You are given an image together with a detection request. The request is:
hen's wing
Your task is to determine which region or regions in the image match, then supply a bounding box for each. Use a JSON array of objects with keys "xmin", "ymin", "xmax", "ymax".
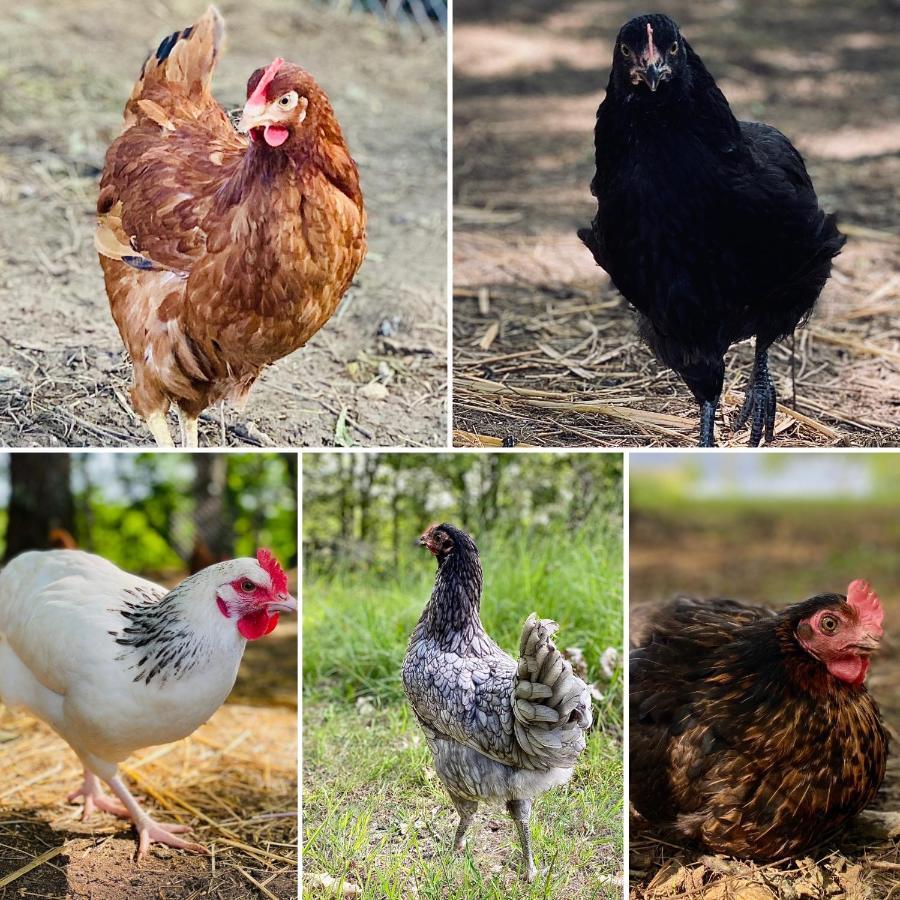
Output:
[
  {"xmin": 403, "ymin": 616, "xmax": 592, "ymax": 772},
  {"xmin": 631, "ymin": 595, "xmax": 773, "ymax": 649},
  {"xmin": 96, "ymin": 6, "xmax": 244, "ymax": 275},
  {"xmin": 0, "ymin": 550, "xmax": 165, "ymax": 709},
  {"xmin": 402, "ymin": 635, "xmax": 522, "ymax": 766}
]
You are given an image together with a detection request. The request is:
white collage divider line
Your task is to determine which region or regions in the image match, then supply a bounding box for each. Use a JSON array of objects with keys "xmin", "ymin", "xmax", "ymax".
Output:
[
  {"xmin": 297, "ymin": 451, "xmax": 304, "ymax": 885},
  {"xmin": 446, "ymin": 0, "xmax": 455, "ymax": 451},
  {"xmin": 622, "ymin": 448, "xmax": 630, "ymax": 900}
]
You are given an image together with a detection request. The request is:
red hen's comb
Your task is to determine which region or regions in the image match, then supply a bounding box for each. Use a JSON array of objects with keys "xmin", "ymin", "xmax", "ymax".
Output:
[
  {"xmin": 847, "ymin": 579, "xmax": 883, "ymax": 633},
  {"xmin": 646, "ymin": 22, "xmax": 656, "ymax": 60},
  {"xmin": 257, "ymin": 549, "xmax": 288, "ymax": 596},
  {"xmin": 246, "ymin": 57, "xmax": 285, "ymax": 110}
]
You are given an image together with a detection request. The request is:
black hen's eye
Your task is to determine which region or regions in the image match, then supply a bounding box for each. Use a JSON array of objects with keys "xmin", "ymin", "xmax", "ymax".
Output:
[
  {"xmin": 820, "ymin": 614, "xmax": 839, "ymax": 634},
  {"xmin": 669, "ymin": 42, "xmax": 679, "ymax": 54},
  {"xmin": 620, "ymin": 45, "xmax": 632, "ymax": 58},
  {"xmin": 241, "ymin": 580, "xmax": 256, "ymax": 593}
]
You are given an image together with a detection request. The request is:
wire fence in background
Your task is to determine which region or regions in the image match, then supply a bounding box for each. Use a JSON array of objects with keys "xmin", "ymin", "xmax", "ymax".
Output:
[{"xmin": 322, "ymin": 0, "xmax": 447, "ymax": 35}]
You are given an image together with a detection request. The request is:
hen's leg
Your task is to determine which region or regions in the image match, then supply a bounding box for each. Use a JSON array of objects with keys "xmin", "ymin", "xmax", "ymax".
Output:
[
  {"xmin": 507, "ymin": 798, "xmax": 537, "ymax": 883},
  {"xmin": 733, "ymin": 340, "xmax": 776, "ymax": 447},
  {"xmin": 67, "ymin": 769, "xmax": 129, "ymax": 820},
  {"xmin": 448, "ymin": 792, "xmax": 477, "ymax": 852},
  {"xmin": 698, "ymin": 400, "xmax": 718, "ymax": 448},
  {"xmin": 146, "ymin": 411, "xmax": 175, "ymax": 448},
  {"xmin": 176, "ymin": 409, "xmax": 199, "ymax": 449},
  {"xmin": 106, "ymin": 772, "xmax": 207, "ymax": 861}
]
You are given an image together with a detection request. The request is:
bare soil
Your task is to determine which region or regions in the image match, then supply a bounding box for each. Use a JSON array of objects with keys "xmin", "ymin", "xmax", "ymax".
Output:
[
  {"xmin": 452, "ymin": 0, "xmax": 900, "ymax": 448},
  {"xmin": 0, "ymin": 0, "xmax": 447, "ymax": 448},
  {"xmin": 629, "ymin": 505, "xmax": 900, "ymax": 898}
]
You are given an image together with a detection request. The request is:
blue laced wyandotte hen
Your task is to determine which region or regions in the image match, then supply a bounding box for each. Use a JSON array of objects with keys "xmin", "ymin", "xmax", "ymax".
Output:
[{"xmin": 401, "ymin": 524, "xmax": 593, "ymax": 881}]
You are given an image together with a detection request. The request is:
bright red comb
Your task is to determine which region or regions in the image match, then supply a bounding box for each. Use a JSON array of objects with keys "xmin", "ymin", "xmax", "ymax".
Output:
[
  {"xmin": 646, "ymin": 22, "xmax": 656, "ymax": 60},
  {"xmin": 246, "ymin": 57, "xmax": 285, "ymax": 110},
  {"xmin": 847, "ymin": 579, "xmax": 883, "ymax": 634},
  {"xmin": 257, "ymin": 549, "xmax": 288, "ymax": 596}
]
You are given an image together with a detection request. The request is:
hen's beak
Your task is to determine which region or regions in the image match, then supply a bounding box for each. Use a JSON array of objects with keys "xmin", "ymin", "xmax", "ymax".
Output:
[
  {"xmin": 267, "ymin": 593, "xmax": 297, "ymax": 614},
  {"xmin": 851, "ymin": 634, "xmax": 881, "ymax": 653},
  {"xmin": 640, "ymin": 63, "xmax": 663, "ymax": 92},
  {"xmin": 237, "ymin": 104, "xmax": 270, "ymax": 134}
]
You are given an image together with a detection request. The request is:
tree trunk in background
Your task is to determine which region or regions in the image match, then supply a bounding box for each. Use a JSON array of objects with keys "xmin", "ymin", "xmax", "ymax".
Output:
[
  {"xmin": 358, "ymin": 456, "xmax": 379, "ymax": 542},
  {"xmin": 189, "ymin": 455, "xmax": 234, "ymax": 573},
  {"xmin": 4, "ymin": 454, "xmax": 75, "ymax": 562},
  {"xmin": 478, "ymin": 455, "xmax": 503, "ymax": 529}
]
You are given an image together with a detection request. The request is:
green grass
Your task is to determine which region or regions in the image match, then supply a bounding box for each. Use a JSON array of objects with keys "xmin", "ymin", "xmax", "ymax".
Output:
[{"xmin": 302, "ymin": 521, "xmax": 623, "ymax": 898}]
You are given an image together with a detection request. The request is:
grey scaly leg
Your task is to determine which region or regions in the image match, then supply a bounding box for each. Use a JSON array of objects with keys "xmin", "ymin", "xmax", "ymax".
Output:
[
  {"xmin": 507, "ymin": 798, "xmax": 537, "ymax": 882},
  {"xmin": 448, "ymin": 792, "xmax": 478, "ymax": 852}
]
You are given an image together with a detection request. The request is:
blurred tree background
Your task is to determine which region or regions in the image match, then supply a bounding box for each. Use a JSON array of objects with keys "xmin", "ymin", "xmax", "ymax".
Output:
[
  {"xmin": 0, "ymin": 453, "xmax": 297, "ymax": 576},
  {"xmin": 304, "ymin": 452, "xmax": 623, "ymax": 578}
]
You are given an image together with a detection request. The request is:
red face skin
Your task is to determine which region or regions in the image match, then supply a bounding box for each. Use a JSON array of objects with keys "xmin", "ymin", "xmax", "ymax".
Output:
[
  {"xmin": 796, "ymin": 580, "xmax": 884, "ymax": 685},
  {"xmin": 216, "ymin": 550, "xmax": 295, "ymax": 641}
]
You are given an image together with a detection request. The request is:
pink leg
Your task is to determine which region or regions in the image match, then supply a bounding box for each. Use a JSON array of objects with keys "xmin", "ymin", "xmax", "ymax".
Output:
[
  {"xmin": 67, "ymin": 770, "xmax": 130, "ymax": 820},
  {"xmin": 107, "ymin": 773, "xmax": 208, "ymax": 861}
]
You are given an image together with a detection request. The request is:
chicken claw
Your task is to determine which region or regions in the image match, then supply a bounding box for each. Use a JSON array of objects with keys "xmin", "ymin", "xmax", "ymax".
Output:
[
  {"xmin": 67, "ymin": 770, "xmax": 130, "ymax": 820},
  {"xmin": 107, "ymin": 773, "xmax": 207, "ymax": 860},
  {"xmin": 136, "ymin": 817, "xmax": 208, "ymax": 861}
]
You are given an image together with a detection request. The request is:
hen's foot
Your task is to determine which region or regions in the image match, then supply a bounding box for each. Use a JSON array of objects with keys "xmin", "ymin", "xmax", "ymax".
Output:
[
  {"xmin": 106, "ymin": 772, "xmax": 207, "ymax": 861},
  {"xmin": 698, "ymin": 400, "xmax": 717, "ymax": 447},
  {"xmin": 733, "ymin": 342, "xmax": 776, "ymax": 446},
  {"xmin": 733, "ymin": 363, "xmax": 776, "ymax": 447},
  {"xmin": 67, "ymin": 771, "xmax": 130, "ymax": 821},
  {"xmin": 135, "ymin": 815, "xmax": 208, "ymax": 861}
]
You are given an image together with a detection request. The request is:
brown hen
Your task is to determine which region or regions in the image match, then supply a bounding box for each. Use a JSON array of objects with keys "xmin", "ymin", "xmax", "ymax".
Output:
[
  {"xmin": 631, "ymin": 581, "xmax": 887, "ymax": 860},
  {"xmin": 96, "ymin": 6, "xmax": 366, "ymax": 446}
]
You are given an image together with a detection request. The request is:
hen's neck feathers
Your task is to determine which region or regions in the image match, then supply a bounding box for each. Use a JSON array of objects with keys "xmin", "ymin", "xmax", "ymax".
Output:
[
  {"xmin": 419, "ymin": 544, "xmax": 486, "ymax": 649},
  {"xmin": 110, "ymin": 569, "xmax": 237, "ymax": 688},
  {"xmin": 711, "ymin": 613, "xmax": 868, "ymax": 701},
  {"xmin": 601, "ymin": 40, "xmax": 740, "ymax": 149},
  {"xmin": 213, "ymin": 114, "xmax": 361, "ymax": 213}
]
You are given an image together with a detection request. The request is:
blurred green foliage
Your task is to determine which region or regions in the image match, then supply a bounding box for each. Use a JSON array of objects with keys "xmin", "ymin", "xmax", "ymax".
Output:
[
  {"xmin": 0, "ymin": 453, "xmax": 297, "ymax": 576},
  {"xmin": 303, "ymin": 452, "xmax": 623, "ymax": 576},
  {"xmin": 303, "ymin": 453, "xmax": 624, "ymax": 725}
]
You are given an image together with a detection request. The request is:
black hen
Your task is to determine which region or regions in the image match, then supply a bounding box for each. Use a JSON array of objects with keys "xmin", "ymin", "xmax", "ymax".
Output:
[{"xmin": 579, "ymin": 13, "xmax": 845, "ymax": 446}]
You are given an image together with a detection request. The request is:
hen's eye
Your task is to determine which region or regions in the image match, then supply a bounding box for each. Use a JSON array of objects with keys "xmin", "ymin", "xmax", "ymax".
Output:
[
  {"xmin": 621, "ymin": 45, "xmax": 632, "ymax": 58},
  {"xmin": 277, "ymin": 91, "xmax": 299, "ymax": 110},
  {"xmin": 669, "ymin": 42, "xmax": 679, "ymax": 54},
  {"xmin": 241, "ymin": 580, "xmax": 256, "ymax": 593},
  {"xmin": 820, "ymin": 615, "xmax": 839, "ymax": 634}
]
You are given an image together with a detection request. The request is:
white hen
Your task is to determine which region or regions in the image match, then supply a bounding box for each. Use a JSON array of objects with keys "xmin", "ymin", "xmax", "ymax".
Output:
[{"xmin": 0, "ymin": 548, "xmax": 296, "ymax": 858}]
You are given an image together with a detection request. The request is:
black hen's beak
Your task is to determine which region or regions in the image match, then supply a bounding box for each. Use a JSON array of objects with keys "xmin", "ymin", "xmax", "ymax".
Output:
[{"xmin": 641, "ymin": 63, "xmax": 663, "ymax": 92}]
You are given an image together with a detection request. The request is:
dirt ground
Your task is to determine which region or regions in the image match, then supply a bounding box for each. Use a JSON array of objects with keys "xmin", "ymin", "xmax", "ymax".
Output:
[
  {"xmin": 452, "ymin": 0, "xmax": 900, "ymax": 448},
  {"xmin": 629, "ymin": 504, "xmax": 900, "ymax": 899},
  {"xmin": 0, "ymin": 0, "xmax": 447, "ymax": 448},
  {"xmin": 0, "ymin": 621, "xmax": 298, "ymax": 899}
]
